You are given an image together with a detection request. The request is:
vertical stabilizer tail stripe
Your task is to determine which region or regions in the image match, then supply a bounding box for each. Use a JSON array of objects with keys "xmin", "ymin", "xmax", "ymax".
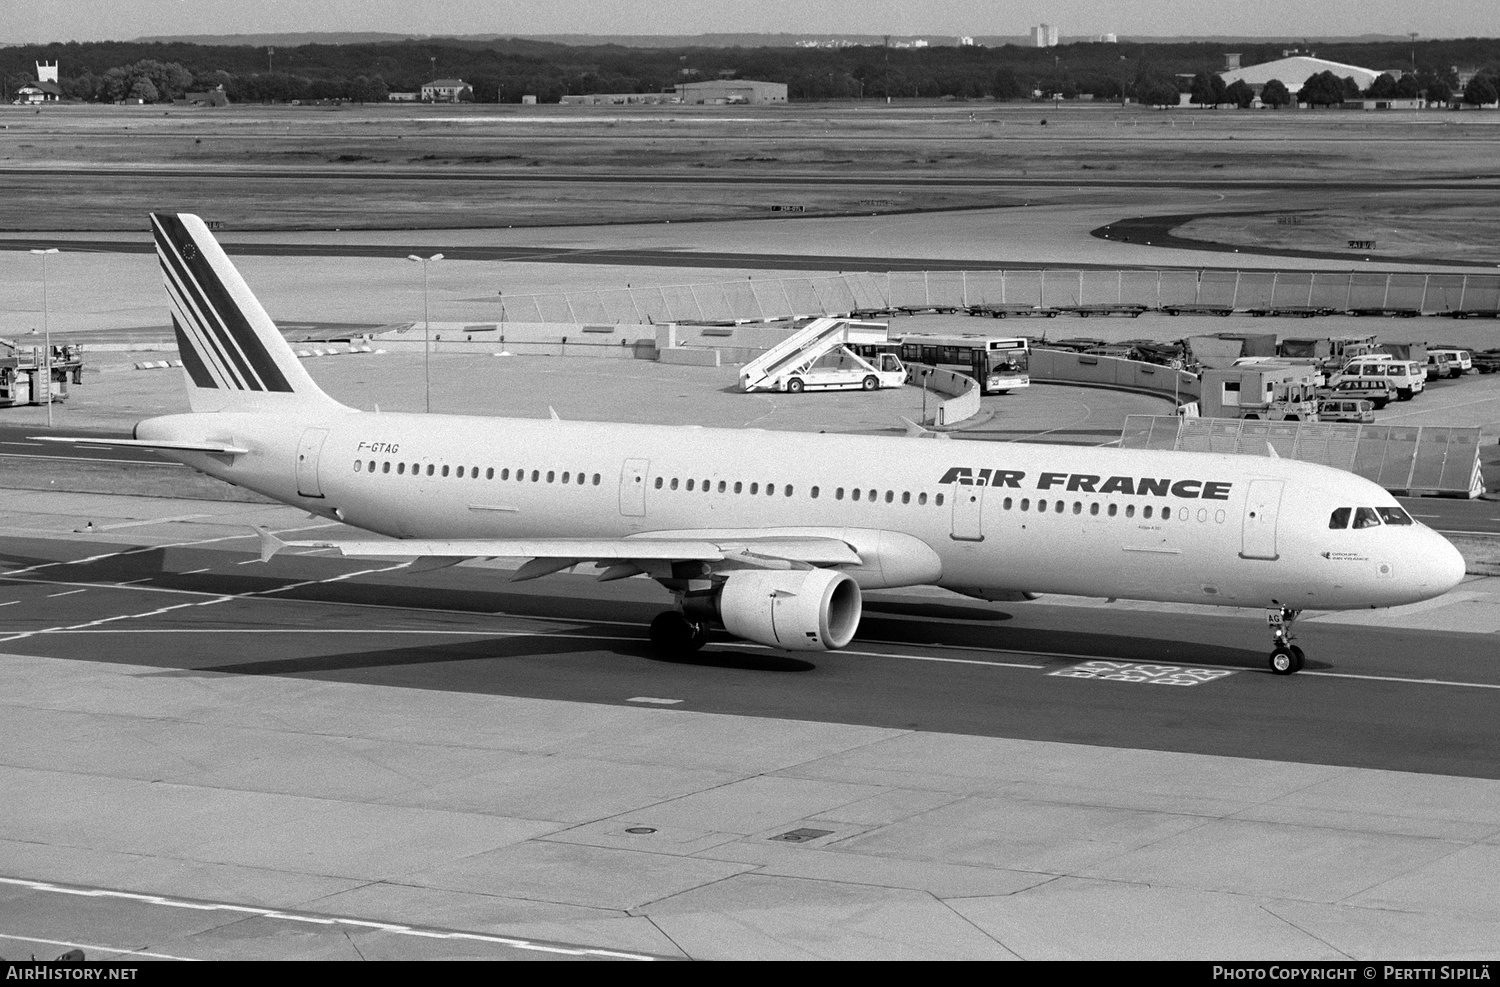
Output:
[
  {"xmin": 171, "ymin": 316, "xmax": 219, "ymax": 390},
  {"xmin": 152, "ymin": 215, "xmax": 290, "ymax": 391},
  {"xmin": 148, "ymin": 211, "xmax": 345, "ymax": 414},
  {"xmin": 160, "ymin": 251, "xmax": 252, "ymax": 389}
]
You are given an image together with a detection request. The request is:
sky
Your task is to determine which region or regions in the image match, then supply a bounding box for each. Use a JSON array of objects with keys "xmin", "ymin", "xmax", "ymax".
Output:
[{"xmin": 3, "ymin": 0, "xmax": 1496, "ymax": 44}]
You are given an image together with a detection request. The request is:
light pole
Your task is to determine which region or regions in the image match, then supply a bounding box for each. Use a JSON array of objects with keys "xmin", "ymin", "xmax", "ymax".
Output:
[
  {"xmin": 30, "ymin": 248, "xmax": 58, "ymax": 426},
  {"xmin": 407, "ymin": 253, "xmax": 443, "ymax": 412}
]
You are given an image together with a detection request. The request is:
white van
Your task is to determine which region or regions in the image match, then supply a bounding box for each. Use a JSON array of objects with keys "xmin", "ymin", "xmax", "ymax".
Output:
[
  {"xmin": 1333, "ymin": 357, "xmax": 1424, "ymax": 400},
  {"xmin": 1428, "ymin": 348, "xmax": 1472, "ymax": 376}
]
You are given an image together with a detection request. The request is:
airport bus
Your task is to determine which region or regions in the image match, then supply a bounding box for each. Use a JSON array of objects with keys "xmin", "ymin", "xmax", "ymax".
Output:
[{"xmin": 894, "ymin": 334, "xmax": 1031, "ymax": 395}]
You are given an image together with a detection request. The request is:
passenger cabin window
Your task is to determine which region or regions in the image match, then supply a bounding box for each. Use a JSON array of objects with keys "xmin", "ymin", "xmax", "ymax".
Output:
[
  {"xmin": 1329, "ymin": 507, "xmax": 1351, "ymax": 529},
  {"xmin": 1353, "ymin": 507, "xmax": 1382, "ymax": 529},
  {"xmin": 1377, "ymin": 507, "xmax": 1414, "ymax": 525}
]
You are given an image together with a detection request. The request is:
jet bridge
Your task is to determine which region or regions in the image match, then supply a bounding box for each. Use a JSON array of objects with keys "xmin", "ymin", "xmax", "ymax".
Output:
[{"xmin": 738, "ymin": 318, "xmax": 891, "ymax": 393}]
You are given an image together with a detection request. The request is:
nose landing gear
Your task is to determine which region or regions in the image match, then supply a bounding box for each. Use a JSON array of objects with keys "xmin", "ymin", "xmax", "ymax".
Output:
[{"xmin": 1267, "ymin": 606, "xmax": 1304, "ymax": 675}]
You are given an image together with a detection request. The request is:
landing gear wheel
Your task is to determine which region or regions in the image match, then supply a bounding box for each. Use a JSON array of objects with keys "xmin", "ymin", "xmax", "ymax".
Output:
[
  {"xmin": 862, "ymin": 375, "xmax": 879, "ymax": 391},
  {"xmin": 1265, "ymin": 606, "xmax": 1304, "ymax": 675},
  {"xmin": 649, "ymin": 611, "xmax": 708, "ymax": 657},
  {"xmin": 786, "ymin": 378, "xmax": 804, "ymax": 393}
]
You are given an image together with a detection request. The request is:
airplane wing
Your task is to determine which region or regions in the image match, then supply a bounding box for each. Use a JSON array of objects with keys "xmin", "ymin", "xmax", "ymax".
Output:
[
  {"xmin": 29, "ymin": 436, "xmax": 250, "ymax": 455},
  {"xmin": 253, "ymin": 527, "xmax": 862, "ymax": 578}
]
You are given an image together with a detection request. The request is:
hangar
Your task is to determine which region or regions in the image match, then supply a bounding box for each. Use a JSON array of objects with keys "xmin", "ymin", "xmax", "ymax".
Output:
[
  {"xmin": 675, "ymin": 80, "xmax": 788, "ymax": 105},
  {"xmin": 1220, "ymin": 55, "xmax": 1383, "ymax": 95}
]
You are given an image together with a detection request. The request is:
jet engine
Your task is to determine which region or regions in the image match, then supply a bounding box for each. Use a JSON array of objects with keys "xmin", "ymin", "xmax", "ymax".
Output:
[{"xmin": 713, "ymin": 568, "xmax": 862, "ymax": 651}]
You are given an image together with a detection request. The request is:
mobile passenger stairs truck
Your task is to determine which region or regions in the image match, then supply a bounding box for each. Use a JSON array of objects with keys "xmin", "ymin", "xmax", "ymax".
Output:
[{"xmin": 739, "ymin": 318, "xmax": 906, "ymax": 393}]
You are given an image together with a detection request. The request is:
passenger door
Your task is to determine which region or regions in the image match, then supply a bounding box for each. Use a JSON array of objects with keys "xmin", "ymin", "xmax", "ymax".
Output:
[
  {"xmin": 295, "ymin": 428, "xmax": 328, "ymax": 499},
  {"xmin": 1240, "ymin": 479, "xmax": 1283, "ymax": 560},
  {"xmin": 950, "ymin": 480, "xmax": 985, "ymax": 542}
]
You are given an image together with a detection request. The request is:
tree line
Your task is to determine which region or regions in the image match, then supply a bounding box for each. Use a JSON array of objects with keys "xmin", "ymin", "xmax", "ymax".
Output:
[{"xmin": 3, "ymin": 36, "xmax": 1499, "ymax": 105}]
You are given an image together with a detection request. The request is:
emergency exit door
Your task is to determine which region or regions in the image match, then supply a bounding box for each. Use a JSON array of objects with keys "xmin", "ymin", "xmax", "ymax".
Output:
[
  {"xmin": 295, "ymin": 428, "xmax": 328, "ymax": 498},
  {"xmin": 619, "ymin": 458, "xmax": 649, "ymax": 517}
]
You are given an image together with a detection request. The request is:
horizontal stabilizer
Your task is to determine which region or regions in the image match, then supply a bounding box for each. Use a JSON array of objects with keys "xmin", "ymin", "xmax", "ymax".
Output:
[{"xmin": 30, "ymin": 436, "xmax": 250, "ymax": 455}]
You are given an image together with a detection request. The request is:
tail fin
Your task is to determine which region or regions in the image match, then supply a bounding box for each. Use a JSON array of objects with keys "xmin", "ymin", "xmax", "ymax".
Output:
[{"xmin": 151, "ymin": 213, "xmax": 344, "ymax": 414}]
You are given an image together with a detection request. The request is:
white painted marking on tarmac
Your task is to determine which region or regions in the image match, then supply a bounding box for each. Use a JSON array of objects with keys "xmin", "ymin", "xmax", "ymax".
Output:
[
  {"xmin": 0, "ymin": 931, "xmax": 198, "ymax": 961},
  {"xmin": 1301, "ymin": 671, "xmax": 1500, "ymax": 690},
  {"xmin": 628, "ymin": 696, "xmax": 685, "ymax": 705},
  {"xmin": 182, "ymin": 568, "xmax": 211, "ymax": 574},
  {"xmin": 0, "ymin": 877, "xmax": 656, "ymax": 960},
  {"xmin": 1051, "ymin": 660, "xmax": 1235, "ymax": 686},
  {"xmin": 99, "ymin": 513, "xmax": 210, "ymax": 531},
  {"xmin": 0, "ymin": 600, "xmax": 16, "ymax": 607},
  {"xmin": 45, "ymin": 589, "xmax": 86, "ymax": 598},
  {"xmin": 0, "ymin": 522, "xmax": 342, "ymax": 578}
]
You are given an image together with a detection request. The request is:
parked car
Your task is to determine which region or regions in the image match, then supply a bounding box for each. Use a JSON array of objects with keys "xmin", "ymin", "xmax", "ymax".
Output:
[
  {"xmin": 1425, "ymin": 352, "xmax": 1455, "ymax": 380},
  {"xmin": 1317, "ymin": 398, "xmax": 1376, "ymax": 424},
  {"xmin": 1428, "ymin": 347, "xmax": 1473, "ymax": 376},
  {"xmin": 1320, "ymin": 377, "xmax": 1396, "ymax": 409}
]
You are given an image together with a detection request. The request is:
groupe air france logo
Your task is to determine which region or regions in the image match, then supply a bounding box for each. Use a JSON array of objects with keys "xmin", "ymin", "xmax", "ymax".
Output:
[{"xmin": 938, "ymin": 466, "xmax": 1233, "ymax": 500}]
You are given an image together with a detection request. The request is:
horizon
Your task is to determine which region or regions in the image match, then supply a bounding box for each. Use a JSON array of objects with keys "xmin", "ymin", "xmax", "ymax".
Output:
[{"xmin": 4, "ymin": 1, "xmax": 1494, "ymax": 46}]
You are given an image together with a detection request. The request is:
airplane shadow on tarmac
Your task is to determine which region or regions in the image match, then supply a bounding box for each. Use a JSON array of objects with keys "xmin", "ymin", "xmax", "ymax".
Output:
[{"xmin": 1, "ymin": 541, "xmax": 1267, "ymax": 677}]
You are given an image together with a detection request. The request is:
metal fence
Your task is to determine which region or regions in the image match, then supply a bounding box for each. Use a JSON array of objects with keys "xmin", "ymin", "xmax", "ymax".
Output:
[
  {"xmin": 497, "ymin": 270, "xmax": 1500, "ymax": 325},
  {"xmin": 1119, "ymin": 415, "xmax": 1485, "ymax": 498}
]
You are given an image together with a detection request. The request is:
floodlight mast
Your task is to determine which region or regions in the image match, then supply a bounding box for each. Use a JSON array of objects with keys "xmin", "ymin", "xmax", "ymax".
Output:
[
  {"xmin": 30, "ymin": 248, "xmax": 59, "ymax": 426},
  {"xmin": 407, "ymin": 253, "xmax": 443, "ymax": 412}
]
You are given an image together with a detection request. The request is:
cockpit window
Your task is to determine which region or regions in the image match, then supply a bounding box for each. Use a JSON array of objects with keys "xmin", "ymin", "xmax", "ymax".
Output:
[
  {"xmin": 1377, "ymin": 507, "xmax": 1414, "ymax": 525},
  {"xmin": 1329, "ymin": 507, "xmax": 1351, "ymax": 529},
  {"xmin": 1353, "ymin": 507, "xmax": 1382, "ymax": 529}
]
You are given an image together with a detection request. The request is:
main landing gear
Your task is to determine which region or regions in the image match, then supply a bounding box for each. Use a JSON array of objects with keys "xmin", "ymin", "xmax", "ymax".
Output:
[
  {"xmin": 649, "ymin": 610, "xmax": 708, "ymax": 658},
  {"xmin": 1266, "ymin": 606, "xmax": 1304, "ymax": 675}
]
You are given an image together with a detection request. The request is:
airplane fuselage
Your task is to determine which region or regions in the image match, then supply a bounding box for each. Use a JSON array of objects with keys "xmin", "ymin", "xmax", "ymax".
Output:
[{"xmin": 138, "ymin": 410, "xmax": 1463, "ymax": 612}]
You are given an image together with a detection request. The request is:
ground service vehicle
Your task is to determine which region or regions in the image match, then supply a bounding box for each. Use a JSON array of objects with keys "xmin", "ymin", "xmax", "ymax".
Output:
[
  {"xmin": 38, "ymin": 214, "xmax": 1467, "ymax": 678},
  {"xmin": 739, "ymin": 318, "xmax": 905, "ymax": 393},
  {"xmin": 1332, "ymin": 357, "xmax": 1424, "ymax": 400},
  {"xmin": 1428, "ymin": 348, "xmax": 1471, "ymax": 376},
  {"xmin": 896, "ymin": 334, "xmax": 1030, "ymax": 395},
  {"xmin": 1317, "ymin": 398, "xmax": 1376, "ymax": 424},
  {"xmin": 1322, "ymin": 377, "xmax": 1396, "ymax": 409}
]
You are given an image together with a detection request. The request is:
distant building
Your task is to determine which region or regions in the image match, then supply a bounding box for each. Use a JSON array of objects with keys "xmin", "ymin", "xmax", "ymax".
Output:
[
  {"xmin": 1029, "ymin": 24, "xmax": 1058, "ymax": 47},
  {"xmin": 420, "ymin": 78, "xmax": 470, "ymax": 102},
  {"xmin": 12, "ymin": 80, "xmax": 62, "ymax": 104},
  {"xmin": 674, "ymin": 80, "xmax": 787, "ymax": 105},
  {"xmin": 559, "ymin": 92, "xmax": 681, "ymax": 105},
  {"xmin": 176, "ymin": 85, "xmax": 230, "ymax": 108},
  {"xmin": 1220, "ymin": 55, "xmax": 1382, "ymax": 96},
  {"xmin": 35, "ymin": 60, "xmax": 58, "ymax": 83},
  {"xmin": 387, "ymin": 91, "xmax": 419, "ymax": 102},
  {"xmin": 1344, "ymin": 98, "xmax": 1424, "ymax": 111}
]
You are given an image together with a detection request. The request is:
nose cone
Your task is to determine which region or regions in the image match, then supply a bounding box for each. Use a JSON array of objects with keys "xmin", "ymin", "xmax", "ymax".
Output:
[{"xmin": 1422, "ymin": 531, "xmax": 1467, "ymax": 598}]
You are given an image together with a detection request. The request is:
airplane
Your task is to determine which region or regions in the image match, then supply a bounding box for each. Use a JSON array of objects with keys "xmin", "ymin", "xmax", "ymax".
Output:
[{"xmin": 35, "ymin": 214, "xmax": 1468, "ymax": 675}]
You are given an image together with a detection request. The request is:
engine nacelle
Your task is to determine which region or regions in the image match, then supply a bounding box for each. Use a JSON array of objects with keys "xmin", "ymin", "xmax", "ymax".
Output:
[{"xmin": 717, "ymin": 568, "xmax": 862, "ymax": 651}]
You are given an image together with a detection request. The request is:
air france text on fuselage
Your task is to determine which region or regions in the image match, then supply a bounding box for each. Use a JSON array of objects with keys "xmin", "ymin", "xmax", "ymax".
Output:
[{"xmin": 938, "ymin": 468, "xmax": 1233, "ymax": 500}]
